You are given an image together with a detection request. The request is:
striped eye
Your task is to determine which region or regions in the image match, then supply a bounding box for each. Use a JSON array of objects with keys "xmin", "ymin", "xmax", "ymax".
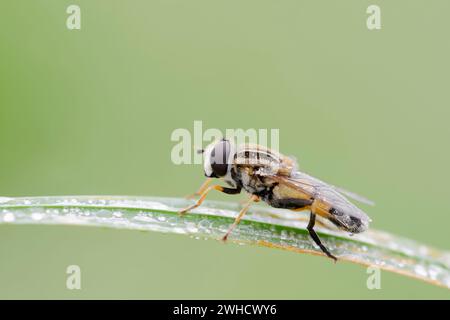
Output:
[{"xmin": 210, "ymin": 139, "xmax": 231, "ymax": 177}]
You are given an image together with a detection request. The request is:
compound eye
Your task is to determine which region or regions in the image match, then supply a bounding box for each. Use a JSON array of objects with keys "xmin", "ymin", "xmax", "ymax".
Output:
[{"xmin": 210, "ymin": 140, "xmax": 230, "ymax": 177}]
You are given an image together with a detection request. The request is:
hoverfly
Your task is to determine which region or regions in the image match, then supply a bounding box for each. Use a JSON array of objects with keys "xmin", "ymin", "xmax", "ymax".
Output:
[{"xmin": 179, "ymin": 139, "xmax": 373, "ymax": 261}]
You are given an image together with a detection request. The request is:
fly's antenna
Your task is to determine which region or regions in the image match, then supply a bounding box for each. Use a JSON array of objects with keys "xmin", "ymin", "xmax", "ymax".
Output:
[{"xmin": 193, "ymin": 145, "xmax": 204, "ymax": 154}]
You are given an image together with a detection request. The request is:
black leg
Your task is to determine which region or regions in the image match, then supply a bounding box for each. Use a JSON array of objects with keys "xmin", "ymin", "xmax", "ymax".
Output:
[
  {"xmin": 307, "ymin": 212, "xmax": 337, "ymax": 262},
  {"xmin": 221, "ymin": 186, "xmax": 242, "ymax": 195}
]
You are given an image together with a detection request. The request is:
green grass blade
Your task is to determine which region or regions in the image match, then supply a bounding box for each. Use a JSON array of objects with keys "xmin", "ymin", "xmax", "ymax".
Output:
[{"xmin": 0, "ymin": 195, "xmax": 449, "ymax": 289}]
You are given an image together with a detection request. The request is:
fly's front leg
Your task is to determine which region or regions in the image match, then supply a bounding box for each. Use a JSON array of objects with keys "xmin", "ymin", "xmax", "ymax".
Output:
[
  {"xmin": 179, "ymin": 185, "xmax": 241, "ymax": 215},
  {"xmin": 307, "ymin": 210, "xmax": 337, "ymax": 262},
  {"xmin": 222, "ymin": 195, "xmax": 259, "ymax": 241},
  {"xmin": 185, "ymin": 178, "xmax": 212, "ymax": 199}
]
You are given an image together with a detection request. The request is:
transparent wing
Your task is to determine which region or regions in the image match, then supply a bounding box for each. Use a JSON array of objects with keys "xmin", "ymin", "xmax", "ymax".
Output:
[
  {"xmin": 270, "ymin": 171, "xmax": 372, "ymax": 232},
  {"xmin": 331, "ymin": 186, "xmax": 375, "ymax": 206},
  {"xmin": 286, "ymin": 171, "xmax": 374, "ymax": 206}
]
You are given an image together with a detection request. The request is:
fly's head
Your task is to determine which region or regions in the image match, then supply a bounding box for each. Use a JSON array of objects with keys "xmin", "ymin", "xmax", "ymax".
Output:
[{"xmin": 200, "ymin": 139, "xmax": 236, "ymax": 181}]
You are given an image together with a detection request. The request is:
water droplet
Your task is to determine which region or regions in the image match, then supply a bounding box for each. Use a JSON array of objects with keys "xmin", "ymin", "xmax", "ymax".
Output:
[
  {"xmin": 198, "ymin": 219, "xmax": 212, "ymax": 229},
  {"xmin": 167, "ymin": 217, "xmax": 178, "ymax": 226},
  {"xmin": 0, "ymin": 197, "xmax": 12, "ymax": 204},
  {"xmin": 185, "ymin": 222, "xmax": 199, "ymax": 233},
  {"xmin": 31, "ymin": 213, "xmax": 43, "ymax": 221},
  {"xmin": 3, "ymin": 212, "xmax": 15, "ymax": 222},
  {"xmin": 414, "ymin": 265, "xmax": 428, "ymax": 277}
]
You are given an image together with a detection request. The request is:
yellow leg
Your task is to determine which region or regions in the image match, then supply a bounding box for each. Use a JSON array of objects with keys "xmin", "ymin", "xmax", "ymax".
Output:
[
  {"xmin": 222, "ymin": 195, "xmax": 259, "ymax": 241},
  {"xmin": 185, "ymin": 178, "xmax": 212, "ymax": 199},
  {"xmin": 179, "ymin": 184, "xmax": 224, "ymax": 215}
]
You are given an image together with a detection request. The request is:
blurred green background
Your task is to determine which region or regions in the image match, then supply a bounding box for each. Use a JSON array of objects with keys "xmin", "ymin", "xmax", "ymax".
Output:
[{"xmin": 1, "ymin": 0, "xmax": 449, "ymax": 299}]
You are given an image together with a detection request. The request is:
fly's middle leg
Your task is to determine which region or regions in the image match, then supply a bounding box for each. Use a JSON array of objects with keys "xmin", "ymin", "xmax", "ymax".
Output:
[{"xmin": 222, "ymin": 195, "xmax": 259, "ymax": 241}]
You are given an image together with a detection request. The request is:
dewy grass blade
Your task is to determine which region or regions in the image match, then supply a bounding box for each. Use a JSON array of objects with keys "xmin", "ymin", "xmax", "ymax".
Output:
[{"xmin": 0, "ymin": 195, "xmax": 449, "ymax": 289}]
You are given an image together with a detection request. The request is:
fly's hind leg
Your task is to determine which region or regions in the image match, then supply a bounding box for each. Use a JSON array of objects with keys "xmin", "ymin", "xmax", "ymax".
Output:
[
  {"xmin": 307, "ymin": 212, "xmax": 337, "ymax": 262},
  {"xmin": 263, "ymin": 197, "xmax": 338, "ymax": 261},
  {"xmin": 179, "ymin": 185, "xmax": 241, "ymax": 215}
]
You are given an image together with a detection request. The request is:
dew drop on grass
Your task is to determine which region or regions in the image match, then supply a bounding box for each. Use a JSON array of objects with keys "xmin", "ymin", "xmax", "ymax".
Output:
[
  {"xmin": 167, "ymin": 217, "xmax": 178, "ymax": 226},
  {"xmin": 414, "ymin": 265, "xmax": 428, "ymax": 278},
  {"xmin": 3, "ymin": 212, "xmax": 15, "ymax": 222},
  {"xmin": 96, "ymin": 209, "xmax": 110, "ymax": 217},
  {"xmin": 113, "ymin": 212, "xmax": 123, "ymax": 218},
  {"xmin": 157, "ymin": 215, "xmax": 167, "ymax": 222},
  {"xmin": 185, "ymin": 222, "xmax": 199, "ymax": 233},
  {"xmin": 31, "ymin": 213, "xmax": 43, "ymax": 221}
]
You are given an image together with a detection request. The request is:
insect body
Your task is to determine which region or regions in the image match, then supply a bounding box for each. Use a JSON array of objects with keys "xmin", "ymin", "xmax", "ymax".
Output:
[{"xmin": 179, "ymin": 139, "xmax": 373, "ymax": 261}]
